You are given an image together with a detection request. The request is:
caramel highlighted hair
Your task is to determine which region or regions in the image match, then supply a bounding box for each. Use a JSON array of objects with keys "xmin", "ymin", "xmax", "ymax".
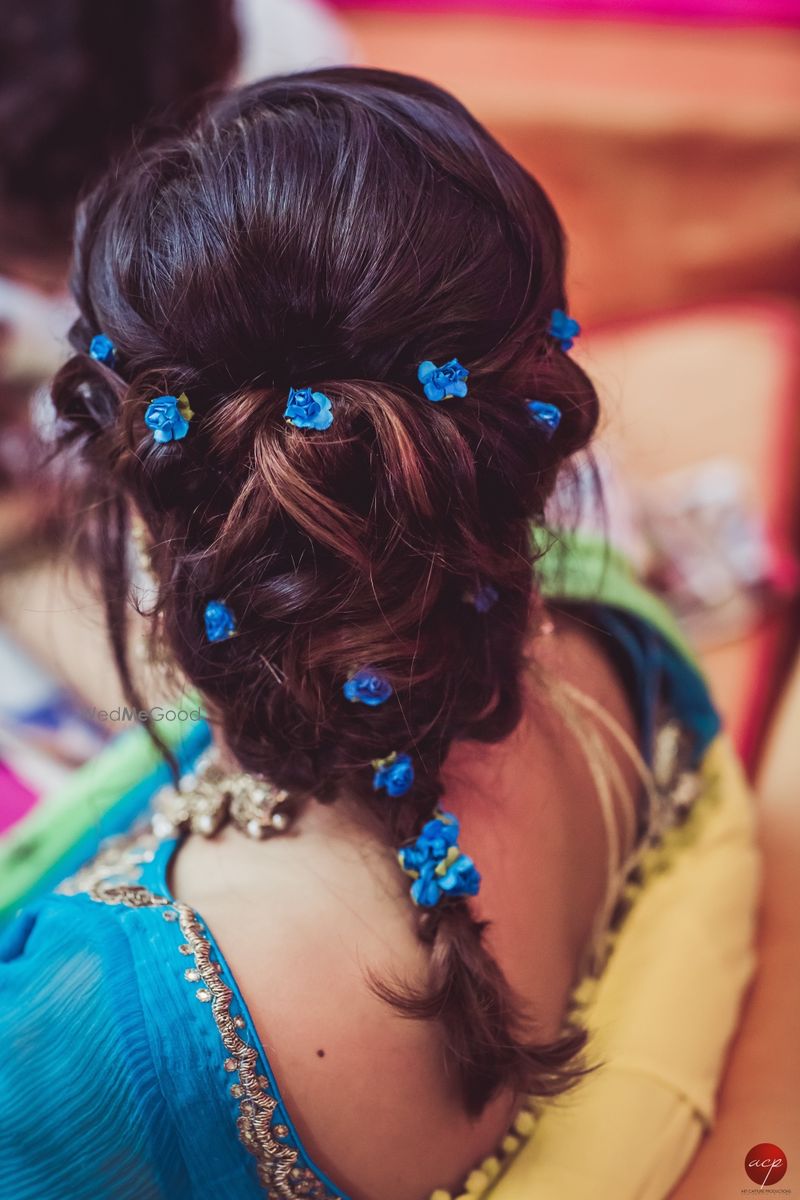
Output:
[{"xmin": 53, "ymin": 69, "xmax": 599, "ymax": 1114}]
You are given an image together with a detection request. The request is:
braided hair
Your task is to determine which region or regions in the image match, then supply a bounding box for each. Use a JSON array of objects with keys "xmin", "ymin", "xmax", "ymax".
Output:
[{"xmin": 52, "ymin": 68, "xmax": 600, "ymax": 1115}]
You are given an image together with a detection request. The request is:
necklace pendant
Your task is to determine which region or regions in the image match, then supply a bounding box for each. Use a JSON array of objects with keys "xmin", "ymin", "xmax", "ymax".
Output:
[
  {"xmin": 227, "ymin": 775, "xmax": 294, "ymax": 839},
  {"xmin": 150, "ymin": 750, "xmax": 294, "ymax": 840}
]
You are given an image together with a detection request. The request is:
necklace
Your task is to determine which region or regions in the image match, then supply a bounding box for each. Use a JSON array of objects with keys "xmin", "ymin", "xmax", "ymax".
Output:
[{"xmin": 151, "ymin": 749, "xmax": 295, "ymax": 841}]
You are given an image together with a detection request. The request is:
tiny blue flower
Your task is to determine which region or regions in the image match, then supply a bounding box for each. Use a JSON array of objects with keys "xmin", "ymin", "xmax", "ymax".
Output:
[
  {"xmin": 549, "ymin": 309, "xmax": 581, "ymax": 352},
  {"xmin": 415, "ymin": 814, "xmax": 460, "ymax": 862},
  {"xmin": 471, "ymin": 583, "xmax": 499, "ymax": 613},
  {"xmin": 398, "ymin": 810, "xmax": 482, "ymax": 907},
  {"xmin": 343, "ymin": 669, "xmax": 393, "ymax": 707},
  {"xmin": 406, "ymin": 866, "xmax": 439, "ymax": 908},
  {"xmin": 284, "ymin": 387, "xmax": 334, "ymax": 431},
  {"xmin": 204, "ymin": 600, "xmax": 236, "ymax": 643},
  {"xmin": 144, "ymin": 393, "xmax": 193, "ymax": 444},
  {"xmin": 372, "ymin": 752, "xmax": 414, "ymax": 798},
  {"xmin": 89, "ymin": 333, "xmax": 116, "ymax": 367},
  {"xmin": 435, "ymin": 852, "xmax": 482, "ymax": 900},
  {"xmin": 416, "ymin": 358, "xmax": 469, "ymax": 403},
  {"xmin": 398, "ymin": 818, "xmax": 458, "ymax": 876},
  {"xmin": 527, "ymin": 400, "xmax": 562, "ymax": 438}
]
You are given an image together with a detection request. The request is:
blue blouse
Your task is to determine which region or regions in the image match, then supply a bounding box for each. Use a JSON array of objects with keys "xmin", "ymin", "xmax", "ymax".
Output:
[{"xmin": 0, "ymin": 606, "xmax": 719, "ymax": 1200}]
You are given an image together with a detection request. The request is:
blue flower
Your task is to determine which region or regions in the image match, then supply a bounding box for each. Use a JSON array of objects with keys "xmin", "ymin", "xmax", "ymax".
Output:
[
  {"xmin": 284, "ymin": 387, "xmax": 334, "ymax": 431},
  {"xmin": 144, "ymin": 393, "xmax": 194, "ymax": 444},
  {"xmin": 436, "ymin": 851, "xmax": 482, "ymax": 898},
  {"xmin": 549, "ymin": 309, "xmax": 581, "ymax": 352},
  {"xmin": 89, "ymin": 333, "xmax": 116, "ymax": 367},
  {"xmin": 204, "ymin": 600, "xmax": 236, "ymax": 643},
  {"xmin": 416, "ymin": 358, "xmax": 469, "ymax": 402},
  {"xmin": 343, "ymin": 669, "xmax": 393, "ymax": 707},
  {"xmin": 372, "ymin": 752, "xmax": 414, "ymax": 797},
  {"xmin": 470, "ymin": 583, "xmax": 499, "ymax": 613},
  {"xmin": 407, "ymin": 814, "xmax": 460, "ymax": 865},
  {"xmin": 527, "ymin": 400, "xmax": 562, "ymax": 438},
  {"xmin": 398, "ymin": 810, "xmax": 482, "ymax": 907}
]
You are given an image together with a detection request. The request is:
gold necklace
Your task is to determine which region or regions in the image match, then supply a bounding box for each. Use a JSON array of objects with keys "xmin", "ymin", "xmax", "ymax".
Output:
[{"xmin": 151, "ymin": 749, "xmax": 295, "ymax": 841}]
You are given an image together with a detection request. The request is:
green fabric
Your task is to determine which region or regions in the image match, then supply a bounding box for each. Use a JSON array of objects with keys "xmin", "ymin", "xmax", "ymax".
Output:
[
  {"xmin": 0, "ymin": 698, "xmax": 209, "ymax": 923},
  {"xmin": 536, "ymin": 530, "xmax": 698, "ymax": 668}
]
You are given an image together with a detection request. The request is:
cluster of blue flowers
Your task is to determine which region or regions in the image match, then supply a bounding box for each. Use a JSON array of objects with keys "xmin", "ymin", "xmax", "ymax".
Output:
[{"xmin": 398, "ymin": 812, "xmax": 481, "ymax": 908}]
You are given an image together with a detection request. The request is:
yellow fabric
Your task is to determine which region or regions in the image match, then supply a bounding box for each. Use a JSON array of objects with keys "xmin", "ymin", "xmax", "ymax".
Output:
[{"xmin": 486, "ymin": 735, "xmax": 760, "ymax": 1200}]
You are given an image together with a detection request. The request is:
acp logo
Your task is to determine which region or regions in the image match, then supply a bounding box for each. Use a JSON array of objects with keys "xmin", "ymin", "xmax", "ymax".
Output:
[{"xmin": 745, "ymin": 1143, "xmax": 788, "ymax": 1187}]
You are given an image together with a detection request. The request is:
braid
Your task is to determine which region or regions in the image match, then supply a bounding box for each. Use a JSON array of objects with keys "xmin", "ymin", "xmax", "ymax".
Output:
[{"xmin": 369, "ymin": 768, "xmax": 591, "ymax": 1116}]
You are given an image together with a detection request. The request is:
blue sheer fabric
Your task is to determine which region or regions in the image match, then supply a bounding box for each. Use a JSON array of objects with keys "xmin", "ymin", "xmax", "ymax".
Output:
[
  {"xmin": 0, "ymin": 835, "xmax": 348, "ymax": 1200},
  {"xmin": 0, "ymin": 607, "xmax": 719, "ymax": 1200}
]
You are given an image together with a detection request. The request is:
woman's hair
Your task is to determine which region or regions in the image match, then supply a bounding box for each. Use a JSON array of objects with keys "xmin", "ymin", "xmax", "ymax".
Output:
[
  {"xmin": 52, "ymin": 68, "xmax": 600, "ymax": 1115},
  {"xmin": 0, "ymin": 0, "xmax": 239, "ymax": 270}
]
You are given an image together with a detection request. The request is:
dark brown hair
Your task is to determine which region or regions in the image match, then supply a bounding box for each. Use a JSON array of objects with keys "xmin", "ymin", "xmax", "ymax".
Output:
[
  {"xmin": 52, "ymin": 68, "xmax": 600, "ymax": 1115},
  {"xmin": 0, "ymin": 0, "xmax": 239, "ymax": 271}
]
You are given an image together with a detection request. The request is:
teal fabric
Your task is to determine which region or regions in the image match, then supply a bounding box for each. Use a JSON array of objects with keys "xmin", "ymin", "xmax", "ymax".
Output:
[
  {"xmin": 0, "ymin": 899, "xmax": 196, "ymax": 1200},
  {"xmin": 579, "ymin": 605, "xmax": 720, "ymax": 767}
]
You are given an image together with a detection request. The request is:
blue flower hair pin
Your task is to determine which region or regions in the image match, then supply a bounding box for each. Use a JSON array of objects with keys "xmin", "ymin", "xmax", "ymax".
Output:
[
  {"xmin": 549, "ymin": 309, "xmax": 581, "ymax": 352},
  {"xmin": 417, "ymin": 358, "xmax": 469, "ymax": 403},
  {"xmin": 204, "ymin": 600, "xmax": 236, "ymax": 643},
  {"xmin": 89, "ymin": 333, "xmax": 116, "ymax": 368},
  {"xmin": 466, "ymin": 582, "xmax": 499, "ymax": 613},
  {"xmin": 284, "ymin": 387, "xmax": 334, "ymax": 431},
  {"xmin": 372, "ymin": 752, "xmax": 415, "ymax": 798},
  {"xmin": 344, "ymin": 668, "xmax": 393, "ymax": 707},
  {"xmin": 145, "ymin": 393, "xmax": 193, "ymax": 444},
  {"xmin": 527, "ymin": 400, "xmax": 562, "ymax": 439},
  {"xmin": 398, "ymin": 811, "xmax": 481, "ymax": 908}
]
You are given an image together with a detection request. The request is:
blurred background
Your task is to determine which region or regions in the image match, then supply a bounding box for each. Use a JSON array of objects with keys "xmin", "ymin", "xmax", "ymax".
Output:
[{"xmin": 0, "ymin": 1, "xmax": 798, "ymax": 1190}]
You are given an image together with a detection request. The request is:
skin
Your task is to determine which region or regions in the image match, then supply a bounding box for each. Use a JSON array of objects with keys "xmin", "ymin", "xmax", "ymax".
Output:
[{"xmin": 169, "ymin": 610, "xmax": 639, "ymax": 1200}]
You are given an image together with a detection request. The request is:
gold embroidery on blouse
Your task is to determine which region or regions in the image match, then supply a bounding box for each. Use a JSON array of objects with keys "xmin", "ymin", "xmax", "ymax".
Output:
[
  {"xmin": 57, "ymin": 831, "xmax": 167, "ymax": 908},
  {"xmin": 173, "ymin": 903, "xmax": 336, "ymax": 1199},
  {"xmin": 58, "ymin": 831, "xmax": 338, "ymax": 1200}
]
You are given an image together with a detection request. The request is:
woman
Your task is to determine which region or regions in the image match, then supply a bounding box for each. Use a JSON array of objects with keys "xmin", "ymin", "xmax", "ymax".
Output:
[{"xmin": 0, "ymin": 70, "xmax": 758, "ymax": 1200}]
